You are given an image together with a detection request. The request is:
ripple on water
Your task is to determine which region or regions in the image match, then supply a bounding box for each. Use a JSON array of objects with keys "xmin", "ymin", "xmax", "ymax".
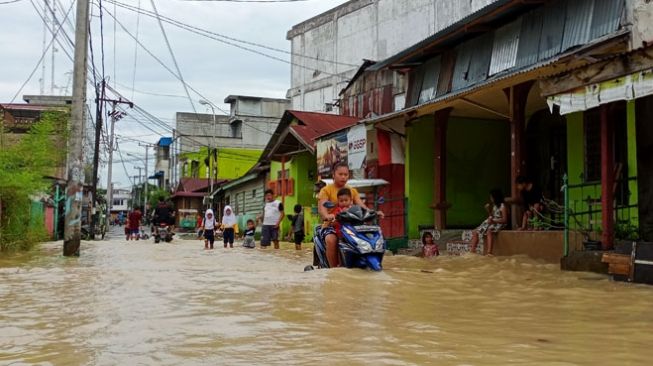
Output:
[{"xmin": 1, "ymin": 240, "xmax": 653, "ymax": 365}]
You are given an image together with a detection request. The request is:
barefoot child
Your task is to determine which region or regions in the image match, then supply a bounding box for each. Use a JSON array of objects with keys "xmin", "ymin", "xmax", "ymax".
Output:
[
  {"xmin": 289, "ymin": 204, "xmax": 305, "ymax": 250},
  {"xmin": 203, "ymin": 209, "xmax": 217, "ymax": 250},
  {"xmin": 243, "ymin": 219, "xmax": 256, "ymax": 248},
  {"xmin": 222, "ymin": 205, "xmax": 237, "ymax": 248},
  {"xmin": 470, "ymin": 189, "xmax": 508, "ymax": 256}
]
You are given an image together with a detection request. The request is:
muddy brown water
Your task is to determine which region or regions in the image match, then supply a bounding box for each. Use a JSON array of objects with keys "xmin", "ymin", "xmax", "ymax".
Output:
[{"xmin": 1, "ymin": 238, "xmax": 652, "ymax": 365}]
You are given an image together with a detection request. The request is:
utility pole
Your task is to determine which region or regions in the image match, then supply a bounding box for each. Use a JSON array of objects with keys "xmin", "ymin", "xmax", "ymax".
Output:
[
  {"xmin": 98, "ymin": 97, "xmax": 132, "ymax": 230},
  {"xmin": 63, "ymin": 0, "xmax": 90, "ymax": 256},
  {"xmin": 134, "ymin": 167, "xmax": 143, "ymax": 210},
  {"xmin": 138, "ymin": 143, "xmax": 151, "ymax": 218},
  {"xmin": 50, "ymin": 0, "xmax": 56, "ymax": 95},
  {"xmin": 90, "ymin": 80, "xmax": 105, "ymax": 239}
]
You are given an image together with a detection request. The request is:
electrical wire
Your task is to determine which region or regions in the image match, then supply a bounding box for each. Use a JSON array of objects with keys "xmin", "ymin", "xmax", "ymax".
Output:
[
  {"xmin": 130, "ymin": 0, "xmax": 142, "ymax": 100},
  {"xmin": 104, "ymin": 0, "xmax": 354, "ymax": 79},
  {"xmin": 11, "ymin": 0, "xmax": 75, "ymax": 102},
  {"xmin": 148, "ymin": 0, "xmax": 198, "ymax": 116}
]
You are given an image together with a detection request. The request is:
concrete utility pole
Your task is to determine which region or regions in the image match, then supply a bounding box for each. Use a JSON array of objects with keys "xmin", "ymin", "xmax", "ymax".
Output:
[
  {"xmin": 199, "ymin": 100, "xmax": 216, "ymax": 204},
  {"xmin": 98, "ymin": 97, "xmax": 132, "ymax": 229},
  {"xmin": 63, "ymin": 0, "xmax": 90, "ymax": 257},
  {"xmin": 90, "ymin": 80, "xmax": 105, "ymax": 239},
  {"xmin": 138, "ymin": 143, "xmax": 151, "ymax": 218}
]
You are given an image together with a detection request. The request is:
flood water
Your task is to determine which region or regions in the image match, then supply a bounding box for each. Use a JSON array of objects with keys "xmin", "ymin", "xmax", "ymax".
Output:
[{"xmin": 1, "ymin": 235, "xmax": 652, "ymax": 365}]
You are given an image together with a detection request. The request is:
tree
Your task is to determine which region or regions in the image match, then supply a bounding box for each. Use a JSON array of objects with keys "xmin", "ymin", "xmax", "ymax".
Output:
[{"xmin": 0, "ymin": 111, "xmax": 68, "ymax": 250}]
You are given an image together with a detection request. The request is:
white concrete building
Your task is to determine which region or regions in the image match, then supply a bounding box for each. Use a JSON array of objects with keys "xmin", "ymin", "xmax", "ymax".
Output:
[
  {"xmin": 286, "ymin": 0, "xmax": 501, "ymax": 112},
  {"xmin": 110, "ymin": 188, "xmax": 131, "ymax": 213}
]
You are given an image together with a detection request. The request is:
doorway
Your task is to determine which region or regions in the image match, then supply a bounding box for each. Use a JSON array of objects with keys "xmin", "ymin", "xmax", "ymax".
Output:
[{"xmin": 636, "ymin": 96, "xmax": 653, "ymax": 241}]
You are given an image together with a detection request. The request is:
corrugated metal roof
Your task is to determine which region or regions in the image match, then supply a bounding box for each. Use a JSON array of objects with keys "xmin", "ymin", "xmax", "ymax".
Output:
[
  {"xmin": 515, "ymin": 7, "xmax": 543, "ymax": 68},
  {"xmin": 591, "ymin": 0, "xmax": 624, "ymax": 40},
  {"xmin": 368, "ymin": 0, "xmax": 531, "ymax": 71},
  {"xmin": 417, "ymin": 56, "xmax": 441, "ymax": 105},
  {"xmin": 538, "ymin": 3, "xmax": 565, "ymax": 61},
  {"xmin": 286, "ymin": 111, "xmax": 359, "ymax": 133},
  {"xmin": 489, "ymin": 18, "xmax": 522, "ymax": 76},
  {"xmin": 452, "ymin": 33, "xmax": 494, "ymax": 91},
  {"xmin": 561, "ymin": 0, "xmax": 595, "ymax": 51}
]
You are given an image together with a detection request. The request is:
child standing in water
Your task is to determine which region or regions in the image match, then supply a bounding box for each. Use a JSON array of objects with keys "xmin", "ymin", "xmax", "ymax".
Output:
[
  {"xmin": 222, "ymin": 205, "xmax": 237, "ymax": 248},
  {"xmin": 289, "ymin": 204, "xmax": 305, "ymax": 250},
  {"xmin": 243, "ymin": 219, "xmax": 256, "ymax": 248},
  {"xmin": 421, "ymin": 231, "xmax": 439, "ymax": 258},
  {"xmin": 203, "ymin": 209, "xmax": 217, "ymax": 250}
]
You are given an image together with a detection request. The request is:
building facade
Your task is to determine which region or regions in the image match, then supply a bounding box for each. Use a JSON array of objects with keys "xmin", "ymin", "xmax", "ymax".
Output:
[{"xmin": 287, "ymin": 0, "xmax": 502, "ymax": 112}]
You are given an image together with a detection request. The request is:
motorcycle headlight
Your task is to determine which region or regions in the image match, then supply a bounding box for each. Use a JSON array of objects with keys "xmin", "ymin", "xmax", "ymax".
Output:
[
  {"xmin": 352, "ymin": 236, "xmax": 373, "ymax": 254},
  {"xmin": 375, "ymin": 237, "xmax": 385, "ymax": 251},
  {"xmin": 343, "ymin": 227, "xmax": 373, "ymax": 253}
]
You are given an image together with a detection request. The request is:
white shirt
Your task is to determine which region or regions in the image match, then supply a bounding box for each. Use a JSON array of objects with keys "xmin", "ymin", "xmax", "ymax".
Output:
[
  {"xmin": 204, "ymin": 217, "xmax": 216, "ymax": 230},
  {"xmin": 263, "ymin": 200, "xmax": 283, "ymax": 226}
]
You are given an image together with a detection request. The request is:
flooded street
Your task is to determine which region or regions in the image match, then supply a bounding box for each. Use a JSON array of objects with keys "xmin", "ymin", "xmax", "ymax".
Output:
[{"xmin": 1, "ymin": 234, "xmax": 653, "ymax": 365}]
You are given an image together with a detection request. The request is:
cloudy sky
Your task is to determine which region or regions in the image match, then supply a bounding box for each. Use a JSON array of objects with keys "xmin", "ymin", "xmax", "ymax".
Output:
[{"xmin": 0, "ymin": 0, "xmax": 348, "ymax": 189}]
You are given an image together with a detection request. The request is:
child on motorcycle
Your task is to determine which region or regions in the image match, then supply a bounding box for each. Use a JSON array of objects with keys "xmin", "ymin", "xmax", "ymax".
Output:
[{"xmin": 330, "ymin": 188, "xmax": 354, "ymax": 238}]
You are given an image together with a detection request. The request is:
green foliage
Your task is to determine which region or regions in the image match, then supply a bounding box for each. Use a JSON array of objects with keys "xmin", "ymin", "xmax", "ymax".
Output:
[
  {"xmin": 615, "ymin": 220, "xmax": 640, "ymax": 241},
  {"xmin": 0, "ymin": 112, "xmax": 67, "ymax": 251},
  {"xmin": 148, "ymin": 187, "xmax": 171, "ymax": 209}
]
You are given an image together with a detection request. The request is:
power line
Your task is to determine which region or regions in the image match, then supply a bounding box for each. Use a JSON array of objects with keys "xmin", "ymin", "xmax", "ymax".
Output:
[
  {"xmin": 105, "ymin": 0, "xmax": 357, "ymax": 72},
  {"xmin": 148, "ymin": 0, "xmax": 198, "ymax": 116},
  {"xmin": 0, "ymin": 0, "xmax": 23, "ymax": 5},
  {"xmin": 130, "ymin": 0, "xmax": 142, "ymax": 100},
  {"xmin": 11, "ymin": 0, "xmax": 75, "ymax": 102}
]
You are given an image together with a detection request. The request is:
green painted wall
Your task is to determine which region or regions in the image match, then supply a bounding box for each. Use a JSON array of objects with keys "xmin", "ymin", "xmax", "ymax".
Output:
[
  {"xmin": 446, "ymin": 117, "xmax": 510, "ymax": 227},
  {"xmin": 180, "ymin": 147, "xmax": 261, "ymax": 180},
  {"xmin": 270, "ymin": 152, "xmax": 318, "ymax": 240},
  {"xmin": 216, "ymin": 148, "xmax": 261, "ymax": 180},
  {"xmin": 566, "ymin": 106, "xmax": 639, "ymax": 233},
  {"xmin": 406, "ymin": 116, "xmax": 434, "ymax": 239}
]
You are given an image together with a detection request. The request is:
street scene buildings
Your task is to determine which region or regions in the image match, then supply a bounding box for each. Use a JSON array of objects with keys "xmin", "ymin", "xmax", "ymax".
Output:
[{"xmin": 2, "ymin": 0, "xmax": 653, "ymax": 364}]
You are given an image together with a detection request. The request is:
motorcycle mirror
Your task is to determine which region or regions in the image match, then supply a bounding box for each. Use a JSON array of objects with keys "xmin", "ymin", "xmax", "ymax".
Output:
[{"xmin": 323, "ymin": 201, "xmax": 336, "ymax": 209}]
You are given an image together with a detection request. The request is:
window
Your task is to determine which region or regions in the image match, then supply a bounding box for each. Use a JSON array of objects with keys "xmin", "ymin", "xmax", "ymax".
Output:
[
  {"xmin": 113, "ymin": 199, "xmax": 123, "ymax": 206},
  {"xmin": 231, "ymin": 120, "xmax": 242, "ymax": 138},
  {"xmin": 269, "ymin": 169, "xmax": 294, "ymax": 196},
  {"xmin": 191, "ymin": 161, "xmax": 200, "ymax": 178},
  {"xmin": 252, "ymin": 189, "xmax": 256, "ymax": 198}
]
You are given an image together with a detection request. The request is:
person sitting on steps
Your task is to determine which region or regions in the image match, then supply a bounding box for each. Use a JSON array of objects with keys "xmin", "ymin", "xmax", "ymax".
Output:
[{"xmin": 470, "ymin": 189, "xmax": 509, "ymax": 256}]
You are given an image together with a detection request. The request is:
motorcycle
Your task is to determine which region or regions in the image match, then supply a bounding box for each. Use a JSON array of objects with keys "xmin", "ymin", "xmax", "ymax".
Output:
[
  {"xmin": 153, "ymin": 223, "xmax": 173, "ymax": 243},
  {"xmin": 313, "ymin": 202, "xmax": 386, "ymax": 271}
]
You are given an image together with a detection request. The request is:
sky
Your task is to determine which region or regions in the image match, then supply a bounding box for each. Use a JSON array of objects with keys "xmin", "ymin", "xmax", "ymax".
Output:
[{"xmin": 0, "ymin": 0, "xmax": 348, "ymax": 189}]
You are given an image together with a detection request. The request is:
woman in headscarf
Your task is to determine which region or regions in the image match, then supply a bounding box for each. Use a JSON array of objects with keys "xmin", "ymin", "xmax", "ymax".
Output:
[
  {"xmin": 222, "ymin": 205, "xmax": 237, "ymax": 248},
  {"xmin": 203, "ymin": 209, "xmax": 217, "ymax": 250}
]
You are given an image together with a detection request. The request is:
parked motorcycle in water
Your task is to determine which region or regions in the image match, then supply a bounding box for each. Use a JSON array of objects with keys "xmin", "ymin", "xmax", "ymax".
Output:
[
  {"xmin": 153, "ymin": 223, "xmax": 173, "ymax": 243},
  {"xmin": 313, "ymin": 202, "xmax": 386, "ymax": 271}
]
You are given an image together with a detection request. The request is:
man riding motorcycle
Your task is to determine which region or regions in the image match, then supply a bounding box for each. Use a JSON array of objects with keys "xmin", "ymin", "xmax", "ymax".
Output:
[{"xmin": 151, "ymin": 197, "xmax": 175, "ymax": 235}]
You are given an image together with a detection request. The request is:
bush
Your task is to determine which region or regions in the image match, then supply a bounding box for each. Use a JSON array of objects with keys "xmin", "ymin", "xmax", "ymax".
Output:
[{"xmin": 0, "ymin": 112, "xmax": 67, "ymax": 251}]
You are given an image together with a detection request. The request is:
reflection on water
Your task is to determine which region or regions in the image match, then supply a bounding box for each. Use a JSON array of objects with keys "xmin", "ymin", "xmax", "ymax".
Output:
[{"xmin": 1, "ymin": 239, "xmax": 652, "ymax": 365}]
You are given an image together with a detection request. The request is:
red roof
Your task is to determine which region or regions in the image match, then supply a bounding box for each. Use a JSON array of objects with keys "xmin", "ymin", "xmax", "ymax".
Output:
[
  {"xmin": 286, "ymin": 111, "xmax": 358, "ymax": 147},
  {"xmin": 177, "ymin": 178, "xmax": 210, "ymax": 193}
]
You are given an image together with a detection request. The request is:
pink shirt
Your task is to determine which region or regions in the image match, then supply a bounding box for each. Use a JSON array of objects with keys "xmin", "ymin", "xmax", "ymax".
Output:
[{"xmin": 423, "ymin": 244, "xmax": 439, "ymax": 258}]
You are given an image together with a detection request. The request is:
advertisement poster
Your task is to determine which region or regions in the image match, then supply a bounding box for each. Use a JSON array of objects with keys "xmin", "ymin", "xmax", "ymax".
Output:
[
  {"xmin": 316, "ymin": 131, "xmax": 348, "ymax": 178},
  {"xmin": 347, "ymin": 124, "xmax": 367, "ymax": 171}
]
